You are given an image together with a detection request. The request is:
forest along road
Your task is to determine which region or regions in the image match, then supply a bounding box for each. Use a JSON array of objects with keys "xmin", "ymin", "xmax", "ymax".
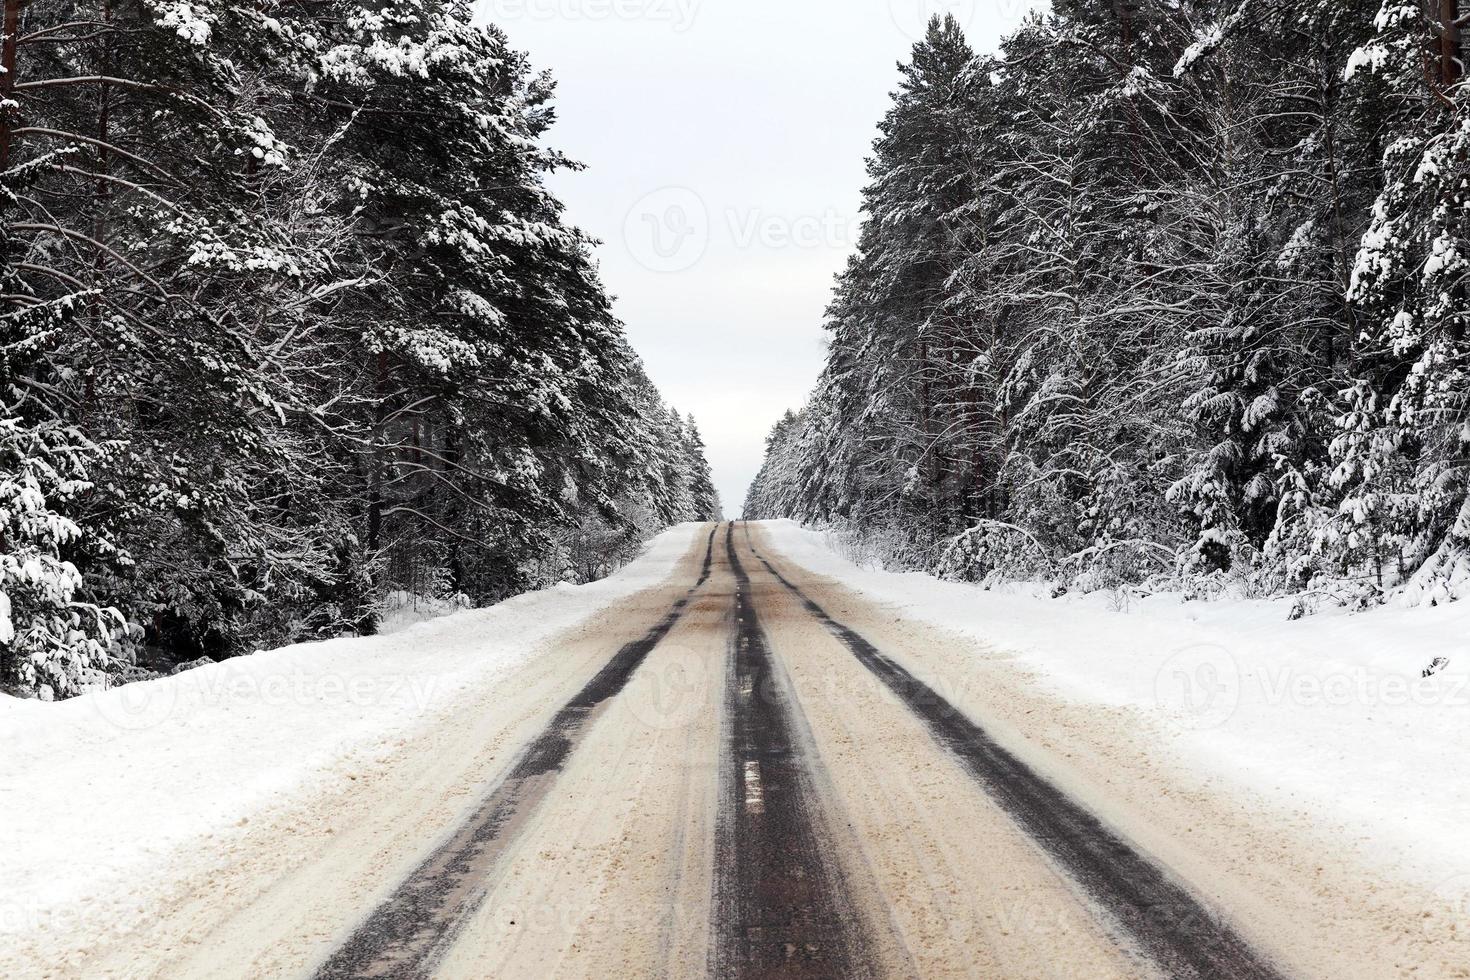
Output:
[{"xmin": 121, "ymin": 523, "xmax": 1432, "ymax": 980}]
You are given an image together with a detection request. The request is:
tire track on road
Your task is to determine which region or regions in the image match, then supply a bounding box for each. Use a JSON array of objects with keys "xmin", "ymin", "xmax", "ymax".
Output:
[
  {"xmin": 313, "ymin": 525, "xmax": 720, "ymax": 980},
  {"xmin": 712, "ymin": 524, "xmax": 884, "ymax": 979},
  {"xmin": 743, "ymin": 525, "xmax": 1288, "ymax": 980}
]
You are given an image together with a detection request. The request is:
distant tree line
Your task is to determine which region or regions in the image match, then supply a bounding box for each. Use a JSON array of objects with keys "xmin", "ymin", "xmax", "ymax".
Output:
[
  {"xmin": 0, "ymin": 0, "xmax": 719, "ymax": 698},
  {"xmin": 747, "ymin": 3, "xmax": 1470, "ymax": 607}
]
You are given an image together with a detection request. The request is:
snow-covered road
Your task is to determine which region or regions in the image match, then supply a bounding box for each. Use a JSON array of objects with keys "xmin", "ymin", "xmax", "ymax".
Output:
[{"xmin": 3, "ymin": 522, "xmax": 1466, "ymax": 978}]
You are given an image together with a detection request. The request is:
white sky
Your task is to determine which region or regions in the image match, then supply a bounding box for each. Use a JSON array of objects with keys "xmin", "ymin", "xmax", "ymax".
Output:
[{"xmin": 472, "ymin": 0, "xmax": 1042, "ymax": 515}]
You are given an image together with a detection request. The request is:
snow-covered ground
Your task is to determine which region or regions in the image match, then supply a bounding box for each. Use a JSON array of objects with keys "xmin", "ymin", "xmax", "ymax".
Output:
[
  {"xmin": 0, "ymin": 523, "xmax": 704, "ymax": 965},
  {"xmin": 763, "ymin": 520, "xmax": 1470, "ymax": 894},
  {"xmin": 376, "ymin": 590, "xmax": 474, "ymax": 636},
  {"xmin": 7, "ymin": 518, "xmax": 1468, "ymax": 974}
]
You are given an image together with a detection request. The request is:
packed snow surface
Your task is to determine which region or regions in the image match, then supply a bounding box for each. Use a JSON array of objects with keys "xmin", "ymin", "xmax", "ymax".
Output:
[
  {"xmin": 0, "ymin": 523, "xmax": 704, "ymax": 955},
  {"xmin": 6, "ymin": 518, "xmax": 1468, "ymax": 965},
  {"xmin": 762, "ymin": 521, "xmax": 1470, "ymax": 890}
]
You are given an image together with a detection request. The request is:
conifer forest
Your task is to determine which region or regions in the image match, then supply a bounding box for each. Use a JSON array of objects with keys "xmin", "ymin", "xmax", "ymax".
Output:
[
  {"xmin": 0, "ymin": 0, "xmax": 719, "ymax": 697},
  {"xmin": 750, "ymin": 3, "xmax": 1470, "ymax": 618}
]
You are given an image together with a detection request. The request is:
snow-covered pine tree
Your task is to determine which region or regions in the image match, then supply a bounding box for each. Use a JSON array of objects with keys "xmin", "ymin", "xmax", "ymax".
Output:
[
  {"xmin": 1160, "ymin": 1, "xmax": 1376, "ymax": 587},
  {"xmin": 1241, "ymin": 0, "xmax": 1382, "ymax": 593},
  {"xmin": 2, "ymin": 0, "xmax": 311, "ymax": 666},
  {"xmin": 745, "ymin": 1, "xmax": 1416, "ymax": 603},
  {"xmin": 1, "ymin": 0, "xmax": 717, "ymax": 695},
  {"xmin": 805, "ymin": 15, "xmax": 988, "ymax": 557},
  {"xmin": 682, "ymin": 415, "xmax": 722, "ymax": 521},
  {"xmin": 0, "ymin": 418, "xmax": 121, "ymax": 697},
  {"xmin": 1327, "ymin": 0, "xmax": 1470, "ymax": 603}
]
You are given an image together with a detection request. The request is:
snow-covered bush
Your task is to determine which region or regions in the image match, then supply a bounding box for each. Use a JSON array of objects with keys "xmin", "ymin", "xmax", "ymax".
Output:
[
  {"xmin": 935, "ymin": 522, "xmax": 1054, "ymax": 586},
  {"xmin": 0, "ymin": 419, "xmax": 123, "ymax": 699}
]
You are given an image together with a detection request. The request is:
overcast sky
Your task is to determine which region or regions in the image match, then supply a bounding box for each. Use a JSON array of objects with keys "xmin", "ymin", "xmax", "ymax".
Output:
[{"xmin": 472, "ymin": 0, "xmax": 1041, "ymax": 515}]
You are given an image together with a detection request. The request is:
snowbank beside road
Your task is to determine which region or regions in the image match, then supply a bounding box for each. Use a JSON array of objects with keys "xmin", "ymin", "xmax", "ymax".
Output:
[
  {"xmin": 761, "ymin": 521, "xmax": 1470, "ymax": 891},
  {"xmin": 0, "ymin": 523, "xmax": 704, "ymax": 968},
  {"xmin": 376, "ymin": 590, "xmax": 473, "ymax": 637}
]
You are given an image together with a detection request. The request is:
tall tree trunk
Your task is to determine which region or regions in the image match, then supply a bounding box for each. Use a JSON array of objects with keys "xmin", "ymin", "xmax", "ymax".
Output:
[
  {"xmin": 1321, "ymin": 53, "xmax": 1354, "ymax": 368},
  {"xmin": 918, "ymin": 333, "xmax": 942, "ymax": 534},
  {"xmin": 1441, "ymin": 0, "xmax": 1461, "ymax": 88},
  {"xmin": 444, "ymin": 425, "xmax": 464, "ymax": 594},
  {"xmin": 367, "ymin": 351, "xmax": 388, "ymax": 554},
  {"xmin": 1440, "ymin": 0, "xmax": 1465, "ymax": 341},
  {"xmin": 1116, "ymin": 0, "xmax": 1143, "ymax": 172},
  {"xmin": 0, "ymin": 0, "xmax": 21, "ymax": 172},
  {"xmin": 85, "ymin": 0, "xmax": 113, "ymax": 416}
]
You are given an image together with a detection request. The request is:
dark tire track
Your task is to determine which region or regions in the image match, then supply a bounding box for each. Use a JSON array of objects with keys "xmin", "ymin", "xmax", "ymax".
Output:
[
  {"xmin": 313, "ymin": 525, "xmax": 720, "ymax": 980},
  {"xmin": 712, "ymin": 523, "xmax": 881, "ymax": 980},
  {"xmin": 744, "ymin": 525, "xmax": 1289, "ymax": 980}
]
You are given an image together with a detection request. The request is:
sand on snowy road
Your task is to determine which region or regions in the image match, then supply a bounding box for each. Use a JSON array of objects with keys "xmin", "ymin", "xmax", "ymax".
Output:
[{"xmin": 21, "ymin": 521, "xmax": 1462, "ymax": 979}]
